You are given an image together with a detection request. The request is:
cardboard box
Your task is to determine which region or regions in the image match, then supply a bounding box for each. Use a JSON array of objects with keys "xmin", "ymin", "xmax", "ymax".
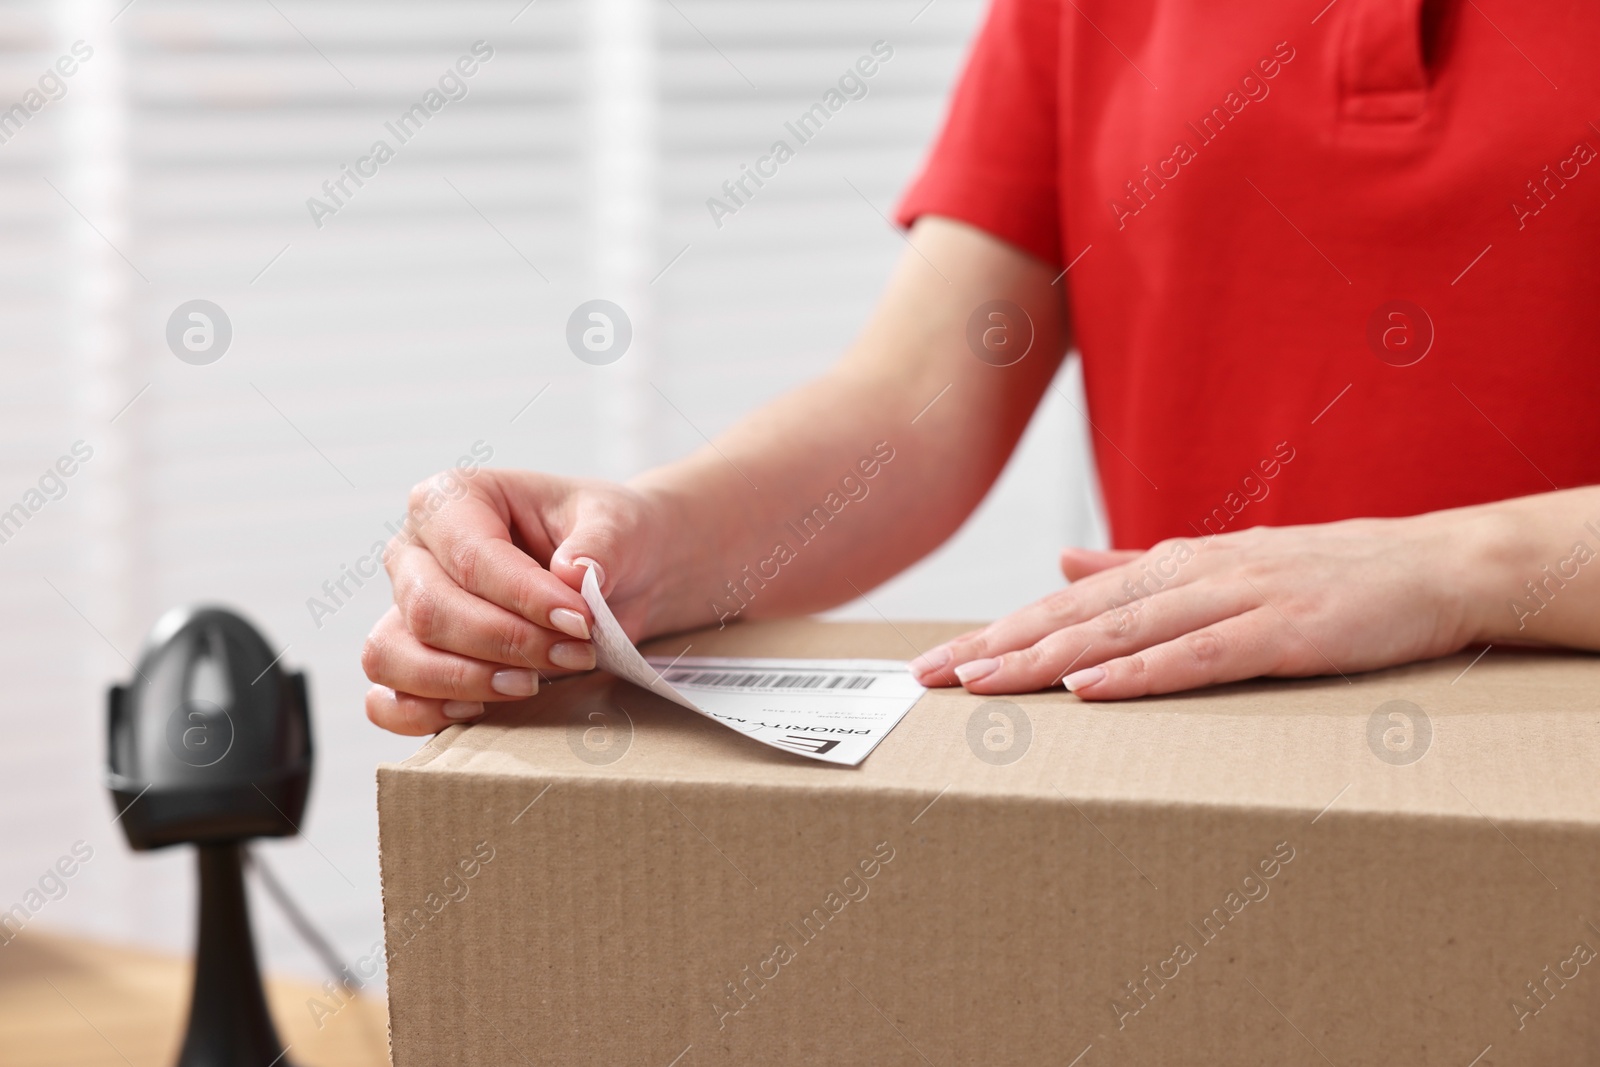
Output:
[{"xmin": 377, "ymin": 620, "xmax": 1600, "ymax": 1065}]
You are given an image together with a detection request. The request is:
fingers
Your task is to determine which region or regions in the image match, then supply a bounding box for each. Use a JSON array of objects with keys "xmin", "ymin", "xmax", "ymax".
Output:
[
  {"xmin": 956, "ymin": 583, "xmax": 1259, "ymax": 694},
  {"xmin": 365, "ymin": 685, "xmax": 483, "ymax": 736},
  {"xmin": 909, "ymin": 591, "xmax": 1091, "ymax": 685},
  {"xmin": 547, "ymin": 498, "xmax": 629, "ymax": 596},
  {"xmin": 407, "ymin": 477, "xmax": 592, "ymax": 635},
  {"xmin": 362, "ymin": 606, "xmax": 543, "ymax": 703},
  {"xmin": 910, "ymin": 579, "xmax": 1124, "ymax": 686},
  {"xmin": 365, "ymin": 469, "xmax": 648, "ymax": 738},
  {"xmin": 1064, "ymin": 608, "xmax": 1286, "ymax": 699},
  {"xmin": 910, "ymin": 538, "xmax": 1206, "ymax": 686},
  {"xmin": 389, "ymin": 543, "xmax": 596, "ymax": 672},
  {"xmin": 1059, "ymin": 546, "xmax": 1141, "ymax": 581}
]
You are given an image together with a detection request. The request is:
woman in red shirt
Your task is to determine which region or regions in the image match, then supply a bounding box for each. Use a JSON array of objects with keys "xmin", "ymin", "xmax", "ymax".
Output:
[{"xmin": 362, "ymin": 0, "xmax": 1600, "ymax": 732}]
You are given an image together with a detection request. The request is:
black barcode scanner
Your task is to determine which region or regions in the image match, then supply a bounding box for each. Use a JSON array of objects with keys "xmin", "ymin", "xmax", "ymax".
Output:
[{"xmin": 107, "ymin": 605, "xmax": 312, "ymax": 1067}]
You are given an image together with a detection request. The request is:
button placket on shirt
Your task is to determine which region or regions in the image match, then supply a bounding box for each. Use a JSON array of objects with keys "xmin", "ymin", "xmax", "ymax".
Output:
[{"xmin": 1339, "ymin": 0, "xmax": 1432, "ymax": 121}]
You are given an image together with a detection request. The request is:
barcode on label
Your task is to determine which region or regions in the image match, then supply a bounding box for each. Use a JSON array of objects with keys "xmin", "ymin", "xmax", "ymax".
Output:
[{"xmin": 664, "ymin": 669, "xmax": 876, "ymax": 692}]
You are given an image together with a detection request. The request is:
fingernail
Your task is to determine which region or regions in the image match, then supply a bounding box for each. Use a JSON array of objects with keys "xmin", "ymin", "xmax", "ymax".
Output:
[
  {"xmin": 908, "ymin": 647, "xmax": 952, "ymax": 675},
  {"xmin": 549, "ymin": 640, "xmax": 597, "ymax": 671},
  {"xmin": 574, "ymin": 557, "xmax": 605, "ymax": 588},
  {"xmin": 1064, "ymin": 666, "xmax": 1107, "ymax": 693},
  {"xmin": 442, "ymin": 700, "xmax": 484, "ymax": 720},
  {"xmin": 549, "ymin": 607, "xmax": 590, "ymax": 641},
  {"xmin": 490, "ymin": 670, "xmax": 537, "ymax": 697},
  {"xmin": 954, "ymin": 657, "xmax": 1001, "ymax": 684}
]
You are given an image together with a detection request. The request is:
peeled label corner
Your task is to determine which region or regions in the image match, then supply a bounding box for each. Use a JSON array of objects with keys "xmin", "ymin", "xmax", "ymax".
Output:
[{"xmin": 579, "ymin": 563, "xmax": 924, "ymax": 765}]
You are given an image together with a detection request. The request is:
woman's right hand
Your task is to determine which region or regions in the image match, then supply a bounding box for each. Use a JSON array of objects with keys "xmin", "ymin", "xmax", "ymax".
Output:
[{"xmin": 362, "ymin": 468, "xmax": 669, "ymax": 736}]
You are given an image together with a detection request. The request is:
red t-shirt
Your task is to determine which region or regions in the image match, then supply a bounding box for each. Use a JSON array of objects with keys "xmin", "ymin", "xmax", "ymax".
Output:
[{"xmin": 897, "ymin": 0, "xmax": 1600, "ymax": 549}]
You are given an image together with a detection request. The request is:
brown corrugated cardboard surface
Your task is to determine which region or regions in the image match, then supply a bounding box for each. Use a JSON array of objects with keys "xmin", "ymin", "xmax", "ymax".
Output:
[{"xmin": 378, "ymin": 621, "xmax": 1600, "ymax": 1065}]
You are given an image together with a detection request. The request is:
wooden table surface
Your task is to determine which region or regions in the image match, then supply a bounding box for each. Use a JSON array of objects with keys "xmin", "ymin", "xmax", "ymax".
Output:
[{"xmin": 0, "ymin": 931, "xmax": 389, "ymax": 1067}]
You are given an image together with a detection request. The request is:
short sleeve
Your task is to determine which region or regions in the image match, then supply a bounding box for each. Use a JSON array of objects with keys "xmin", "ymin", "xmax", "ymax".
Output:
[{"xmin": 894, "ymin": 0, "xmax": 1062, "ymax": 266}]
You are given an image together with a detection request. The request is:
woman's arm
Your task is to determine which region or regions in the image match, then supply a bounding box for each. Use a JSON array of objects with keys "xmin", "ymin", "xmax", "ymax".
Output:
[
  {"xmin": 910, "ymin": 486, "xmax": 1600, "ymax": 699},
  {"xmin": 632, "ymin": 215, "xmax": 1068, "ymax": 634},
  {"xmin": 363, "ymin": 216, "xmax": 1066, "ymax": 733}
]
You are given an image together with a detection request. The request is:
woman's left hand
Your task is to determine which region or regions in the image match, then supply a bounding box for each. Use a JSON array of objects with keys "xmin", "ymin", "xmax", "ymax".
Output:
[{"xmin": 907, "ymin": 515, "xmax": 1496, "ymax": 699}]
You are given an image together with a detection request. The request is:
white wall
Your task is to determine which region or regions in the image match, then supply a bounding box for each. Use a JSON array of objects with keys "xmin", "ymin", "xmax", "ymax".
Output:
[{"xmin": 0, "ymin": 0, "xmax": 1104, "ymax": 988}]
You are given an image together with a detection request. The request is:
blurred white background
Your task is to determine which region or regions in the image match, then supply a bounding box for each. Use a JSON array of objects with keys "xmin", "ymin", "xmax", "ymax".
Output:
[{"xmin": 0, "ymin": 0, "xmax": 1104, "ymax": 986}]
